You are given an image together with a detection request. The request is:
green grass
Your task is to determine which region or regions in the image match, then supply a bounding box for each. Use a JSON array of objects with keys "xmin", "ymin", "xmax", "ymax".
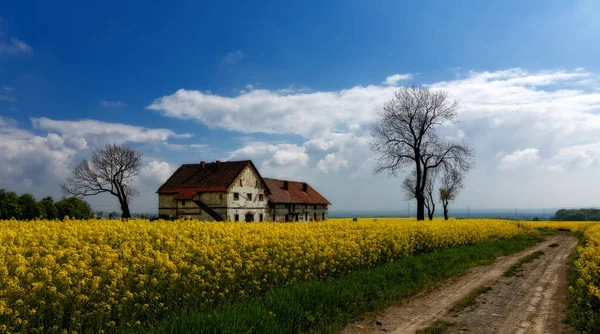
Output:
[
  {"xmin": 416, "ymin": 320, "xmax": 454, "ymax": 334},
  {"xmin": 450, "ymin": 286, "xmax": 492, "ymax": 313},
  {"xmin": 122, "ymin": 235, "xmax": 541, "ymax": 334},
  {"xmin": 503, "ymin": 251, "xmax": 544, "ymax": 277}
]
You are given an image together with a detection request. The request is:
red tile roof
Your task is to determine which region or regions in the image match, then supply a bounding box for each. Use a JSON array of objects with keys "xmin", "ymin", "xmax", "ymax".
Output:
[
  {"xmin": 264, "ymin": 178, "xmax": 330, "ymax": 205},
  {"xmin": 157, "ymin": 160, "xmax": 254, "ymax": 194}
]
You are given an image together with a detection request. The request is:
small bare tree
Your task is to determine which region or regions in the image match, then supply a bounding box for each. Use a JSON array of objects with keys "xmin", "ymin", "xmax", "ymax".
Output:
[
  {"xmin": 402, "ymin": 168, "xmax": 438, "ymax": 220},
  {"xmin": 61, "ymin": 144, "xmax": 142, "ymax": 219},
  {"xmin": 439, "ymin": 169, "xmax": 464, "ymax": 220},
  {"xmin": 370, "ymin": 86, "xmax": 474, "ymax": 220}
]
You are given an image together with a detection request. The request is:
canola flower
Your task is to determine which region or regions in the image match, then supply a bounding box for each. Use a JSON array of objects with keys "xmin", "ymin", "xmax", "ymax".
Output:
[
  {"xmin": 0, "ymin": 218, "xmax": 535, "ymax": 333},
  {"xmin": 569, "ymin": 224, "xmax": 600, "ymax": 328},
  {"xmin": 524, "ymin": 221, "xmax": 596, "ymax": 233}
]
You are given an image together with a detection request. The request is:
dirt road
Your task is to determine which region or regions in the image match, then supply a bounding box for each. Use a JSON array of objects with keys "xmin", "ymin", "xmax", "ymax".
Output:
[{"xmin": 341, "ymin": 235, "xmax": 577, "ymax": 334}]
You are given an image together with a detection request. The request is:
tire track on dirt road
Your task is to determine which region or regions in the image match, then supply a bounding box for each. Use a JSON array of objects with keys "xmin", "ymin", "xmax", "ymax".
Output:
[{"xmin": 341, "ymin": 234, "xmax": 577, "ymax": 334}]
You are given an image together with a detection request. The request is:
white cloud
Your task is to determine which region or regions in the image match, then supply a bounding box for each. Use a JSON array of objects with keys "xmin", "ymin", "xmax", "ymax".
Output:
[
  {"xmin": 317, "ymin": 153, "xmax": 348, "ymax": 173},
  {"xmin": 547, "ymin": 143, "xmax": 600, "ymax": 172},
  {"xmin": 0, "ymin": 38, "xmax": 32, "ymax": 54},
  {"xmin": 221, "ymin": 50, "xmax": 246, "ymax": 64},
  {"xmin": 141, "ymin": 160, "xmax": 173, "ymax": 183},
  {"xmin": 382, "ymin": 73, "xmax": 414, "ymax": 86},
  {"xmin": 100, "ymin": 99, "xmax": 127, "ymax": 108},
  {"xmin": 498, "ymin": 148, "xmax": 540, "ymax": 170},
  {"xmin": 31, "ymin": 117, "xmax": 192, "ymax": 148},
  {"xmin": 163, "ymin": 142, "xmax": 211, "ymax": 152},
  {"xmin": 0, "ymin": 94, "xmax": 16, "ymax": 102},
  {"xmin": 229, "ymin": 142, "xmax": 309, "ymax": 167},
  {"xmin": 147, "ymin": 85, "xmax": 396, "ymax": 138}
]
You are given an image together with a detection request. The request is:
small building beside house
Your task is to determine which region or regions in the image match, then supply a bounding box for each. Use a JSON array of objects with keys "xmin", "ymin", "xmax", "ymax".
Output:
[{"xmin": 156, "ymin": 160, "xmax": 330, "ymax": 222}]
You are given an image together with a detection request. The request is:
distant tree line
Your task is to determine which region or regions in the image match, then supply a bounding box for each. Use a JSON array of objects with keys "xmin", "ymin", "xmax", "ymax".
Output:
[
  {"xmin": 0, "ymin": 189, "xmax": 92, "ymax": 220},
  {"xmin": 552, "ymin": 208, "xmax": 600, "ymax": 221}
]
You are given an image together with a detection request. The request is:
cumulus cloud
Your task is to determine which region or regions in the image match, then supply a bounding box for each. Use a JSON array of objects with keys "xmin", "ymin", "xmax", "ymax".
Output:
[
  {"xmin": 498, "ymin": 148, "xmax": 540, "ymax": 170},
  {"xmin": 141, "ymin": 160, "xmax": 173, "ymax": 183},
  {"xmin": 382, "ymin": 73, "xmax": 414, "ymax": 86},
  {"xmin": 317, "ymin": 153, "xmax": 349, "ymax": 173},
  {"xmin": 0, "ymin": 117, "xmax": 77, "ymax": 194},
  {"xmin": 31, "ymin": 117, "xmax": 192, "ymax": 148},
  {"xmin": 547, "ymin": 143, "xmax": 600, "ymax": 172},
  {"xmin": 229, "ymin": 142, "xmax": 309, "ymax": 167}
]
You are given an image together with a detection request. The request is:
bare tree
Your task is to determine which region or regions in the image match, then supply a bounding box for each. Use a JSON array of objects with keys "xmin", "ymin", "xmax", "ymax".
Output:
[
  {"xmin": 370, "ymin": 86, "xmax": 474, "ymax": 220},
  {"xmin": 439, "ymin": 169, "xmax": 464, "ymax": 220},
  {"xmin": 61, "ymin": 144, "xmax": 142, "ymax": 219},
  {"xmin": 401, "ymin": 168, "xmax": 438, "ymax": 220}
]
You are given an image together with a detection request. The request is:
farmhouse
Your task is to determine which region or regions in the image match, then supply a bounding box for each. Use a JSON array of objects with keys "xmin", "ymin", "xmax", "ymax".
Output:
[{"xmin": 156, "ymin": 160, "xmax": 330, "ymax": 222}]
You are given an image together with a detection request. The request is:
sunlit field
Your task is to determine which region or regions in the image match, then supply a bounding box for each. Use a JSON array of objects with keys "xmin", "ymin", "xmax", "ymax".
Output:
[{"xmin": 0, "ymin": 217, "xmax": 537, "ymax": 332}]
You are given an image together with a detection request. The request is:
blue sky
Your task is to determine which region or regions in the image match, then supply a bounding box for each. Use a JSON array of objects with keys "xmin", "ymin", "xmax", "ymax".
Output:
[{"xmin": 2, "ymin": 0, "xmax": 600, "ymax": 213}]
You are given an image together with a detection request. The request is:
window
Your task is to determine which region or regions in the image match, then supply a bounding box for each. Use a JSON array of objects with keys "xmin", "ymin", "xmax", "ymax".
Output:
[
  {"xmin": 322, "ymin": 213, "xmax": 325, "ymax": 220},
  {"xmin": 314, "ymin": 205, "xmax": 317, "ymax": 209},
  {"xmin": 239, "ymin": 179, "xmax": 243, "ymax": 186},
  {"xmin": 181, "ymin": 200, "xmax": 186, "ymax": 206},
  {"xmin": 233, "ymin": 193, "xmax": 239, "ymax": 200},
  {"xmin": 259, "ymin": 213, "xmax": 263, "ymax": 221},
  {"xmin": 255, "ymin": 180, "xmax": 259, "ymax": 187},
  {"xmin": 273, "ymin": 214, "xmax": 276, "ymax": 221},
  {"xmin": 234, "ymin": 214, "xmax": 239, "ymax": 222},
  {"xmin": 259, "ymin": 194, "xmax": 264, "ymax": 201},
  {"xmin": 247, "ymin": 193, "xmax": 252, "ymax": 201},
  {"xmin": 314, "ymin": 213, "xmax": 317, "ymax": 221}
]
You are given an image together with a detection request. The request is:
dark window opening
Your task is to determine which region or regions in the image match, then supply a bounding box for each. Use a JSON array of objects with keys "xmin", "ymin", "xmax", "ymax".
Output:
[
  {"xmin": 305, "ymin": 212, "xmax": 308, "ymax": 221},
  {"xmin": 314, "ymin": 213, "xmax": 317, "ymax": 221},
  {"xmin": 259, "ymin": 194, "xmax": 264, "ymax": 201},
  {"xmin": 233, "ymin": 193, "xmax": 239, "ymax": 200},
  {"xmin": 259, "ymin": 214, "xmax": 263, "ymax": 221},
  {"xmin": 182, "ymin": 200, "xmax": 186, "ymax": 206},
  {"xmin": 322, "ymin": 213, "xmax": 325, "ymax": 220},
  {"xmin": 273, "ymin": 214, "xmax": 276, "ymax": 221},
  {"xmin": 239, "ymin": 179, "xmax": 243, "ymax": 186},
  {"xmin": 247, "ymin": 193, "xmax": 252, "ymax": 201},
  {"xmin": 234, "ymin": 214, "xmax": 239, "ymax": 222},
  {"xmin": 245, "ymin": 213, "xmax": 254, "ymax": 222}
]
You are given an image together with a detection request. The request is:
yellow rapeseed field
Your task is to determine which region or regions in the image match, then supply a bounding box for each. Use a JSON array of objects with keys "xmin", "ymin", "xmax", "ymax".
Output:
[
  {"xmin": 0, "ymin": 218, "xmax": 535, "ymax": 333},
  {"xmin": 524, "ymin": 221, "xmax": 596, "ymax": 232},
  {"xmin": 570, "ymin": 224, "xmax": 600, "ymax": 319}
]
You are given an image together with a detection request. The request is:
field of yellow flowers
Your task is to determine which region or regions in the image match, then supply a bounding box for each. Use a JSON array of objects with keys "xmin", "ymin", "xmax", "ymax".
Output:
[
  {"xmin": 568, "ymin": 223, "xmax": 600, "ymax": 331},
  {"xmin": 0, "ymin": 218, "xmax": 534, "ymax": 333}
]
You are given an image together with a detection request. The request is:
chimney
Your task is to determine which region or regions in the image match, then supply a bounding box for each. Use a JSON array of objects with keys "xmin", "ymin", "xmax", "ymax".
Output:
[
  {"xmin": 302, "ymin": 182, "xmax": 308, "ymax": 193},
  {"xmin": 283, "ymin": 181, "xmax": 289, "ymax": 190},
  {"xmin": 200, "ymin": 161, "xmax": 206, "ymax": 169},
  {"xmin": 216, "ymin": 160, "xmax": 220, "ymax": 168}
]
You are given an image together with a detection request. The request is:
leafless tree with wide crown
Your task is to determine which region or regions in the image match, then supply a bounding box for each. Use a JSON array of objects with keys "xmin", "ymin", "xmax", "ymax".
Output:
[
  {"xmin": 370, "ymin": 86, "xmax": 474, "ymax": 220},
  {"xmin": 61, "ymin": 144, "xmax": 141, "ymax": 219}
]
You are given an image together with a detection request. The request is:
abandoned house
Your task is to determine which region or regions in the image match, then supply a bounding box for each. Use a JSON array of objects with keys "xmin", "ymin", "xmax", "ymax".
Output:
[{"xmin": 156, "ymin": 160, "xmax": 330, "ymax": 222}]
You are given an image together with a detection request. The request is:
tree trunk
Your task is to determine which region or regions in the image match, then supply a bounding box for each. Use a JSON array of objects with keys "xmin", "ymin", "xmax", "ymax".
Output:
[
  {"xmin": 416, "ymin": 193, "xmax": 425, "ymax": 220},
  {"xmin": 443, "ymin": 205, "xmax": 449, "ymax": 220},
  {"xmin": 120, "ymin": 201, "xmax": 131, "ymax": 219},
  {"xmin": 428, "ymin": 203, "xmax": 435, "ymax": 220}
]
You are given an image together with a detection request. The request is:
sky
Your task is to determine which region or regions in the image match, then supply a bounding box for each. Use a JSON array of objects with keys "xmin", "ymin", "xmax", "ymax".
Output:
[{"xmin": 1, "ymin": 0, "xmax": 600, "ymax": 214}]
